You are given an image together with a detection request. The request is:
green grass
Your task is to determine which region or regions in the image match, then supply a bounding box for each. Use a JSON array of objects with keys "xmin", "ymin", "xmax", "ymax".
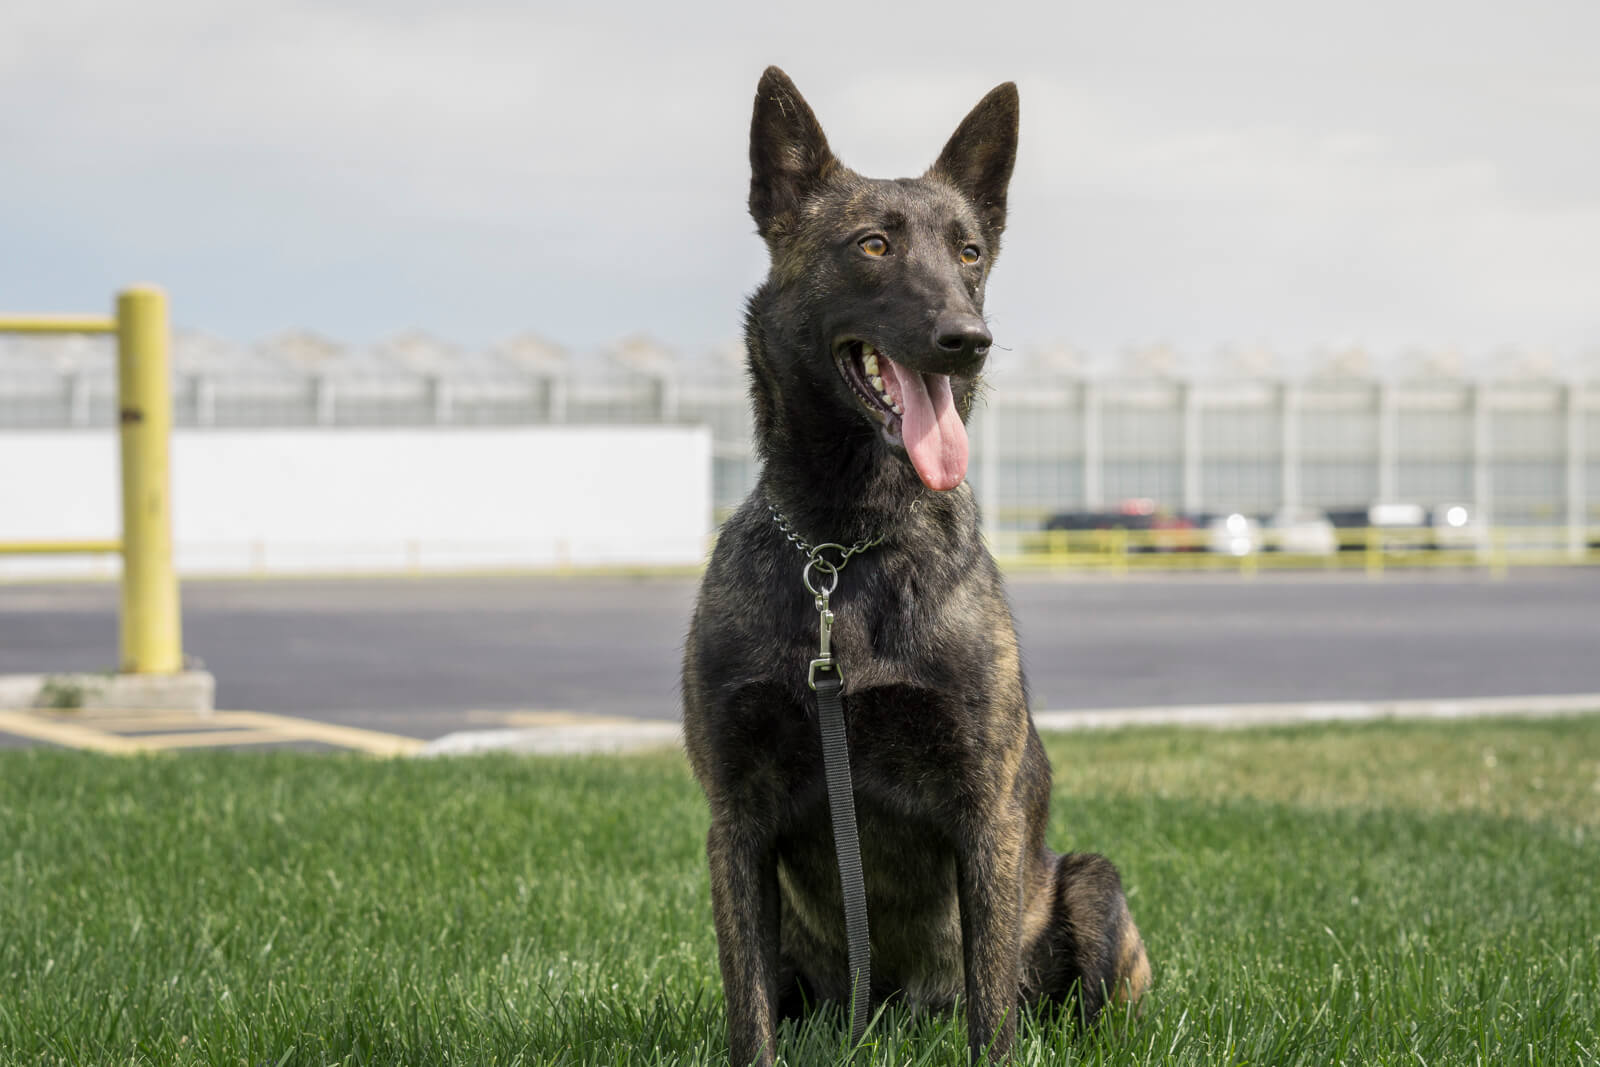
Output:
[{"xmin": 2, "ymin": 717, "xmax": 1598, "ymax": 1066}]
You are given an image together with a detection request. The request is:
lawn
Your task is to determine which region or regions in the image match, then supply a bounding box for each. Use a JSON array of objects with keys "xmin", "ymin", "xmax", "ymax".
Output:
[{"xmin": 2, "ymin": 716, "xmax": 1597, "ymax": 1066}]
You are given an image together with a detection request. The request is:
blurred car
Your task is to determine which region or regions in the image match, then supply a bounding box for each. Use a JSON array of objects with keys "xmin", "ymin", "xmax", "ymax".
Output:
[
  {"xmin": 1041, "ymin": 501, "xmax": 1201, "ymax": 553},
  {"xmin": 1262, "ymin": 506, "xmax": 1337, "ymax": 555},
  {"xmin": 1324, "ymin": 506, "xmax": 1372, "ymax": 551},
  {"xmin": 1204, "ymin": 512, "xmax": 1261, "ymax": 556},
  {"xmin": 1428, "ymin": 502, "xmax": 1479, "ymax": 551},
  {"xmin": 1325, "ymin": 502, "xmax": 1479, "ymax": 551}
]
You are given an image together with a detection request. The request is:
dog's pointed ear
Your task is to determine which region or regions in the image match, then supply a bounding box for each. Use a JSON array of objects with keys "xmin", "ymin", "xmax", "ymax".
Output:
[
  {"xmin": 749, "ymin": 66, "xmax": 837, "ymax": 240},
  {"xmin": 928, "ymin": 82, "xmax": 1019, "ymax": 238}
]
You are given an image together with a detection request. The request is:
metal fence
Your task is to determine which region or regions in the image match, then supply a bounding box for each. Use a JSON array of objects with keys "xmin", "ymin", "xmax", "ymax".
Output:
[{"xmin": 3, "ymin": 331, "xmax": 1595, "ymax": 542}]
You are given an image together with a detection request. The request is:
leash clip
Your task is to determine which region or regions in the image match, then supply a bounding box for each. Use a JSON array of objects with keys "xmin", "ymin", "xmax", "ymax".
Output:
[
  {"xmin": 808, "ymin": 594, "xmax": 840, "ymax": 689},
  {"xmin": 769, "ymin": 505, "xmax": 880, "ymax": 692}
]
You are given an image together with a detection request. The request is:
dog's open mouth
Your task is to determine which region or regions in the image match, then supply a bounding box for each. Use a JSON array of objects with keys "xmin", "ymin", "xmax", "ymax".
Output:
[{"xmin": 835, "ymin": 340, "xmax": 969, "ymax": 492}]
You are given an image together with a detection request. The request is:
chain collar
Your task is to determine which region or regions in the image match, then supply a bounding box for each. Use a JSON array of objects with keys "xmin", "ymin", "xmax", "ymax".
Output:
[
  {"xmin": 768, "ymin": 503, "xmax": 884, "ymax": 598},
  {"xmin": 767, "ymin": 501, "xmax": 882, "ymax": 690}
]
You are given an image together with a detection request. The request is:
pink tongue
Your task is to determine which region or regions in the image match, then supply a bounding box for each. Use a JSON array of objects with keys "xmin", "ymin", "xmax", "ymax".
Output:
[{"xmin": 886, "ymin": 358, "xmax": 969, "ymax": 491}]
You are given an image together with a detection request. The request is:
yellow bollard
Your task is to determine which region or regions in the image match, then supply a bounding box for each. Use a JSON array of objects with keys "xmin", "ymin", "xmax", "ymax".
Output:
[
  {"xmin": 1110, "ymin": 527, "xmax": 1129, "ymax": 577},
  {"xmin": 116, "ymin": 286, "xmax": 184, "ymax": 673},
  {"xmin": 1489, "ymin": 527, "xmax": 1509, "ymax": 581}
]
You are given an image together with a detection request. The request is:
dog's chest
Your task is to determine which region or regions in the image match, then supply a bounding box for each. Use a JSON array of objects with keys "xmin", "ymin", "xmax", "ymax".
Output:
[
  {"xmin": 777, "ymin": 789, "xmax": 967, "ymax": 1006},
  {"xmin": 840, "ymin": 684, "xmax": 995, "ymax": 792},
  {"xmin": 725, "ymin": 572, "xmax": 1023, "ymax": 804}
]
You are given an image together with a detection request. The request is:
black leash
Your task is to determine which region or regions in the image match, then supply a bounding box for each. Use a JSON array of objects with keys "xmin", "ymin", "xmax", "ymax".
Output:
[
  {"xmin": 811, "ymin": 671, "xmax": 871, "ymax": 1046},
  {"xmin": 771, "ymin": 505, "xmax": 878, "ymax": 1047}
]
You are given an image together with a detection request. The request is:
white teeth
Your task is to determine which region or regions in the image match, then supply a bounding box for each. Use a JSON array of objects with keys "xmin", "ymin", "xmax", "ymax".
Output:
[
  {"xmin": 850, "ymin": 342, "xmax": 900, "ymax": 421},
  {"xmin": 876, "ymin": 375, "xmax": 899, "ymax": 415}
]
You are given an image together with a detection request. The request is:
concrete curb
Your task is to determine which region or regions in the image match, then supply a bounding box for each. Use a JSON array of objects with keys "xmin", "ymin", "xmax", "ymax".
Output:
[
  {"xmin": 418, "ymin": 721, "xmax": 683, "ymax": 756},
  {"xmin": 0, "ymin": 671, "xmax": 215, "ymax": 713},
  {"xmin": 1031, "ymin": 693, "xmax": 1600, "ymax": 731},
  {"xmin": 412, "ymin": 692, "xmax": 1600, "ymax": 756}
]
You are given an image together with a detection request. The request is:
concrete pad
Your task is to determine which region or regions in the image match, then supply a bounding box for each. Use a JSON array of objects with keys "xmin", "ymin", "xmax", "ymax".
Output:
[{"xmin": 0, "ymin": 670, "xmax": 215, "ymax": 713}]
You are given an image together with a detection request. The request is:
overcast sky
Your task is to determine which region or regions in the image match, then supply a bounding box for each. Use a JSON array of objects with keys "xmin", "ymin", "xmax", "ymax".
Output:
[{"xmin": 3, "ymin": 0, "xmax": 1597, "ymax": 364}]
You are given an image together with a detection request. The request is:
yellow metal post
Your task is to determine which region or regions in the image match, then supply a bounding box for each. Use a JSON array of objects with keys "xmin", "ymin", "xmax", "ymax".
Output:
[
  {"xmin": 116, "ymin": 286, "xmax": 184, "ymax": 673},
  {"xmin": 1110, "ymin": 527, "xmax": 1129, "ymax": 577},
  {"xmin": 1489, "ymin": 527, "xmax": 1509, "ymax": 581}
]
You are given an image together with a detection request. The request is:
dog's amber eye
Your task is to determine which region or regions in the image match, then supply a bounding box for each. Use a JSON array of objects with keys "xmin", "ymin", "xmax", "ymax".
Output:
[
  {"xmin": 960, "ymin": 245, "xmax": 982, "ymax": 265},
  {"xmin": 859, "ymin": 235, "xmax": 889, "ymax": 257}
]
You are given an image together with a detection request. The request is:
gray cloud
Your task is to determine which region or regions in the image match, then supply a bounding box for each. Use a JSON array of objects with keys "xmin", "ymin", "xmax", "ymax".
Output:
[{"xmin": 3, "ymin": 0, "xmax": 1597, "ymax": 360}]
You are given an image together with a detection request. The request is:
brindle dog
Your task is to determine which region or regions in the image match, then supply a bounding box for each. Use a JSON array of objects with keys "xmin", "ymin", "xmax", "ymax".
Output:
[{"xmin": 682, "ymin": 67, "xmax": 1151, "ymax": 1066}]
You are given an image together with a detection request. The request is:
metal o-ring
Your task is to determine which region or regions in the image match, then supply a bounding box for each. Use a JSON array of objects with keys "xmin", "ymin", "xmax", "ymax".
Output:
[
  {"xmin": 802, "ymin": 557, "xmax": 841, "ymax": 598},
  {"xmin": 812, "ymin": 543, "xmax": 855, "ymax": 568}
]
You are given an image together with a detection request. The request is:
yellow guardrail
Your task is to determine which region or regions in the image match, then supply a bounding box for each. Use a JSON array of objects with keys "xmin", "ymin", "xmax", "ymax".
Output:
[
  {"xmin": 0, "ymin": 287, "xmax": 184, "ymax": 673},
  {"xmin": 0, "ymin": 540, "xmax": 123, "ymax": 556},
  {"xmin": 991, "ymin": 523, "xmax": 1600, "ymax": 575}
]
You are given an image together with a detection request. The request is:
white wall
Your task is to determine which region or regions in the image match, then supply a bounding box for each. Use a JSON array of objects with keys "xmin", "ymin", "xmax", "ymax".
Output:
[{"xmin": 0, "ymin": 426, "xmax": 713, "ymax": 577}]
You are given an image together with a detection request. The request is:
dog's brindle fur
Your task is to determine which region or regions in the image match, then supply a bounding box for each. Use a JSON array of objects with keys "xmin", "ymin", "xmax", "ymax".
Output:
[{"xmin": 682, "ymin": 67, "xmax": 1151, "ymax": 1066}]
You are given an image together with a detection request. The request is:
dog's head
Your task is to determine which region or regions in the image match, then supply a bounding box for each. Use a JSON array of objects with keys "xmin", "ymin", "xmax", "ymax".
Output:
[{"xmin": 747, "ymin": 66, "xmax": 1019, "ymax": 493}]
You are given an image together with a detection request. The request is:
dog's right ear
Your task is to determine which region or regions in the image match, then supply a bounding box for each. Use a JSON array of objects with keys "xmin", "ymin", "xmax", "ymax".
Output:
[{"xmin": 749, "ymin": 66, "xmax": 837, "ymax": 240}]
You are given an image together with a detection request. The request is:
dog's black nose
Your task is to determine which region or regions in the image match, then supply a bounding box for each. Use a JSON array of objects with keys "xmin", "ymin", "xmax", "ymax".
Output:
[{"xmin": 933, "ymin": 315, "xmax": 992, "ymax": 360}]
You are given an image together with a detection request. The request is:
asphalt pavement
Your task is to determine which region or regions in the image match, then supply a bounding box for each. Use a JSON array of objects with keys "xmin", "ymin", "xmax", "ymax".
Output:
[{"xmin": 5, "ymin": 568, "xmax": 1600, "ymax": 742}]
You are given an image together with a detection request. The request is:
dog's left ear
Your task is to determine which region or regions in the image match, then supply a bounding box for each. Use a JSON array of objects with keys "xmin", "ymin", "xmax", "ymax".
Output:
[{"xmin": 928, "ymin": 82, "xmax": 1019, "ymax": 238}]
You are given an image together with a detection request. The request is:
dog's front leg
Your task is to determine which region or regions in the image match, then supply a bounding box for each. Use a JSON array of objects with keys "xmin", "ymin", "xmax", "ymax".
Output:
[
  {"xmin": 706, "ymin": 818, "xmax": 781, "ymax": 1067},
  {"xmin": 956, "ymin": 816, "xmax": 1024, "ymax": 1063}
]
